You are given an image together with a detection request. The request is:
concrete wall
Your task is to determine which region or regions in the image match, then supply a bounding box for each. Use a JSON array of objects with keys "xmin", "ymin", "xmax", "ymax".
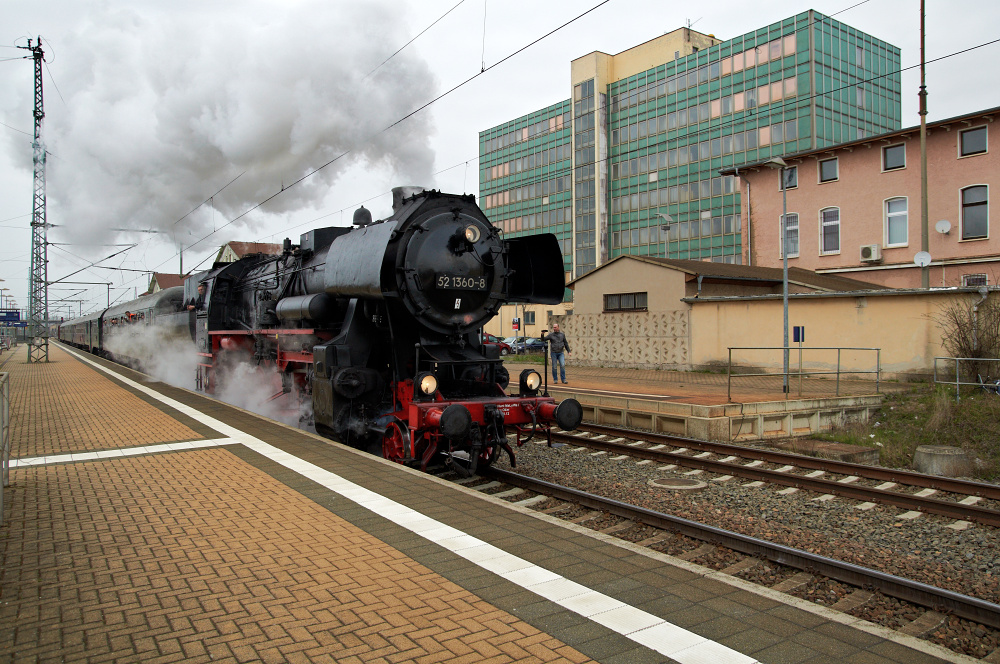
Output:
[
  {"xmin": 550, "ymin": 258, "xmax": 691, "ymax": 369},
  {"xmin": 553, "ymin": 309, "xmax": 690, "ymax": 370},
  {"xmin": 688, "ymin": 290, "xmax": 983, "ymax": 377}
]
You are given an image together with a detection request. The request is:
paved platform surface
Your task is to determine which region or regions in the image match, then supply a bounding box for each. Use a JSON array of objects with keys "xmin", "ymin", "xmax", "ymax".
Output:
[
  {"xmin": 504, "ymin": 358, "xmax": 909, "ymax": 405},
  {"xmin": 0, "ymin": 343, "xmax": 963, "ymax": 663}
]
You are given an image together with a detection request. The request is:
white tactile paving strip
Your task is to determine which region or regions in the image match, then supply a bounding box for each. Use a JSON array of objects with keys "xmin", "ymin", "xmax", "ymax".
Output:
[{"xmin": 51, "ymin": 346, "xmax": 759, "ymax": 664}]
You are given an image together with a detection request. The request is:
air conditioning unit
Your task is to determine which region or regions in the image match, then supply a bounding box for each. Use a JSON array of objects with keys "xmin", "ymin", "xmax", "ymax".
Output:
[{"xmin": 860, "ymin": 243, "xmax": 882, "ymax": 262}]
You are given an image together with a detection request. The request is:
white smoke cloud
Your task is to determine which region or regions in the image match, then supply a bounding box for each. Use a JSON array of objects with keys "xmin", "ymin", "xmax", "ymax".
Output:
[
  {"xmin": 103, "ymin": 320, "xmax": 313, "ymax": 428},
  {"xmin": 33, "ymin": 1, "xmax": 437, "ymax": 243}
]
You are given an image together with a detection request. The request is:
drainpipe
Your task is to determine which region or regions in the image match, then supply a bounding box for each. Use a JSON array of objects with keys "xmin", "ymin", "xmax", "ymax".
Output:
[
  {"xmin": 697, "ymin": 274, "xmax": 704, "ymax": 296},
  {"xmin": 737, "ymin": 165, "xmax": 751, "ymax": 266}
]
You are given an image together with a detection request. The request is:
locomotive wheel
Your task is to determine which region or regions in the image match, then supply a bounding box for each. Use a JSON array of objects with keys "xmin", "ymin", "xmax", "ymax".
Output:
[{"xmin": 382, "ymin": 420, "xmax": 411, "ymax": 464}]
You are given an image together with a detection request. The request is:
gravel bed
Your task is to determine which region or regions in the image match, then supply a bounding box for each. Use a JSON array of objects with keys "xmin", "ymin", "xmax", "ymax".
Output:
[
  {"xmin": 736, "ymin": 561, "xmax": 799, "ymax": 586},
  {"xmin": 789, "ymin": 577, "xmax": 852, "ymax": 606},
  {"xmin": 648, "ymin": 533, "xmax": 701, "ymax": 557},
  {"xmin": 686, "ymin": 545, "xmax": 744, "ymax": 571},
  {"xmin": 496, "ymin": 436, "xmax": 1000, "ymax": 657}
]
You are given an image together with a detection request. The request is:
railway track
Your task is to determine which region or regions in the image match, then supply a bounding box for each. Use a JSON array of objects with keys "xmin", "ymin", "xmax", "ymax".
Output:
[
  {"xmin": 548, "ymin": 423, "xmax": 1000, "ymax": 527},
  {"xmin": 470, "ymin": 466, "xmax": 1000, "ymax": 633}
]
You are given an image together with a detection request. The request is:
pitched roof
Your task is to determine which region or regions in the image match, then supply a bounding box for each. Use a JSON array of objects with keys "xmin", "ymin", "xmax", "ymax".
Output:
[
  {"xmin": 570, "ymin": 255, "xmax": 886, "ymax": 292},
  {"xmin": 219, "ymin": 241, "xmax": 283, "ymax": 260},
  {"xmin": 148, "ymin": 273, "xmax": 185, "ymax": 292}
]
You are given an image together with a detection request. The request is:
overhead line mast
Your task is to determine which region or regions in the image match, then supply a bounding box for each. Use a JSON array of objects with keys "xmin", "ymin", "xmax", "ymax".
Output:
[{"xmin": 19, "ymin": 37, "xmax": 49, "ymax": 362}]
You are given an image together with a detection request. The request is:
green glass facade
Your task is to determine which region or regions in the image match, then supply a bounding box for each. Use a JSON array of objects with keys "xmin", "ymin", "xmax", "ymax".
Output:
[
  {"xmin": 480, "ymin": 11, "xmax": 900, "ymax": 279},
  {"xmin": 478, "ymin": 101, "xmax": 575, "ymax": 275}
]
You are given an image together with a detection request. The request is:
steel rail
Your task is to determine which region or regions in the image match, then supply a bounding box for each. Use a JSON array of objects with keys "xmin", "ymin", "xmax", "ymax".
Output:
[
  {"xmin": 551, "ymin": 430, "xmax": 1000, "ymax": 527},
  {"xmin": 576, "ymin": 423, "xmax": 1000, "ymax": 500},
  {"xmin": 486, "ymin": 467, "xmax": 1000, "ymax": 629}
]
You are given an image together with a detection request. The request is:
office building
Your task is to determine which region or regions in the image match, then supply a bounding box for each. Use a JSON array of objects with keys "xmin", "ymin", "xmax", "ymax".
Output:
[{"xmin": 479, "ymin": 10, "xmax": 901, "ymax": 285}]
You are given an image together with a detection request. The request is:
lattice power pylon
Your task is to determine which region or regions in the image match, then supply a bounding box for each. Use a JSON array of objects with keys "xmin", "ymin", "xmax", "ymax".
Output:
[{"xmin": 20, "ymin": 37, "xmax": 49, "ymax": 362}]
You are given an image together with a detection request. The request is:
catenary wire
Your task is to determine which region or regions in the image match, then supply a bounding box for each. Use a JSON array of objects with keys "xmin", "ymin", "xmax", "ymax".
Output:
[
  {"xmin": 363, "ymin": 0, "xmax": 466, "ymax": 81},
  {"xmin": 137, "ymin": 0, "xmax": 616, "ymax": 278}
]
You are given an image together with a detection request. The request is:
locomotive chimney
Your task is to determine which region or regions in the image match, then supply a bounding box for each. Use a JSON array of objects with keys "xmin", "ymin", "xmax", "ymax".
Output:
[
  {"xmin": 352, "ymin": 205, "xmax": 372, "ymax": 227},
  {"xmin": 391, "ymin": 186, "xmax": 426, "ymax": 212}
]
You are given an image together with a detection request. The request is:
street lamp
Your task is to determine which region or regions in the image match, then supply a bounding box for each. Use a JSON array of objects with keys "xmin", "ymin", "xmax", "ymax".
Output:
[
  {"xmin": 765, "ymin": 156, "xmax": 790, "ymax": 394},
  {"xmin": 657, "ymin": 213, "xmax": 675, "ymax": 258}
]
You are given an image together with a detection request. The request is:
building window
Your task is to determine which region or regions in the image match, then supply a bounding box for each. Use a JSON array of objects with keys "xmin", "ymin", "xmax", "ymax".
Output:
[
  {"xmin": 819, "ymin": 158, "xmax": 838, "ymax": 183},
  {"xmin": 820, "ymin": 208, "xmax": 840, "ymax": 254},
  {"xmin": 885, "ymin": 197, "xmax": 908, "ymax": 246},
  {"xmin": 962, "ymin": 273, "xmax": 988, "ymax": 287},
  {"xmin": 781, "ymin": 213, "xmax": 799, "ymax": 258},
  {"xmin": 524, "ymin": 310, "xmax": 536, "ymax": 325},
  {"xmin": 603, "ymin": 292, "xmax": 648, "ymax": 312},
  {"xmin": 961, "ymin": 185, "xmax": 988, "ymax": 240},
  {"xmin": 779, "ymin": 166, "xmax": 798, "ymax": 190},
  {"xmin": 883, "ymin": 144, "xmax": 906, "ymax": 171},
  {"xmin": 960, "ymin": 126, "xmax": 988, "ymax": 157}
]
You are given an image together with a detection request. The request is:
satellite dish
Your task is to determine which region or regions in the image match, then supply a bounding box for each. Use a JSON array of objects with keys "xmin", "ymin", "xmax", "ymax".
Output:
[
  {"xmin": 914, "ymin": 251, "xmax": 932, "ymax": 268},
  {"xmin": 935, "ymin": 219, "xmax": 952, "ymax": 234}
]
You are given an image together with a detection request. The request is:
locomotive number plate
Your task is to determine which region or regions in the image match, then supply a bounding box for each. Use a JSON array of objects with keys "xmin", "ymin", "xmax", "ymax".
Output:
[{"xmin": 435, "ymin": 273, "xmax": 487, "ymax": 291}]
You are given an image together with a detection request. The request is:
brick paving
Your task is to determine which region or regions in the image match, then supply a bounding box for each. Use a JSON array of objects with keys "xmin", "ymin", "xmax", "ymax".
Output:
[
  {"xmin": 1, "ymin": 344, "xmax": 201, "ymax": 458},
  {"xmin": 0, "ymin": 342, "xmax": 958, "ymax": 664},
  {"xmin": 0, "ymin": 345, "xmax": 595, "ymax": 664}
]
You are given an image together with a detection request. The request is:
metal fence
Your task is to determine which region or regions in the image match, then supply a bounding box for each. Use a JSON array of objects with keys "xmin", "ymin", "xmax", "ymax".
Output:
[
  {"xmin": 933, "ymin": 357, "xmax": 1000, "ymax": 402},
  {"xmin": 1, "ymin": 372, "xmax": 9, "ymax": 526},
  {"xmin": 727, "ymin": 346, "xmax": 881, "ymax": 401}
]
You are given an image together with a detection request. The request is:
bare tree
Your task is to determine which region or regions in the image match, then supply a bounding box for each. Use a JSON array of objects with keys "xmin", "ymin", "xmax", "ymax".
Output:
[{"xmin": 936, "ymin": 289, "xmax": 1000, "ymax": 381}]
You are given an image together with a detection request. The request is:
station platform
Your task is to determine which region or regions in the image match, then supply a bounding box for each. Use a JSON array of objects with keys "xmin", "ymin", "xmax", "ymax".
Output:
[
  {"xmin": 505, "ymin": 359, "xmax": 901, "ymax": 406},
  {"xmin": 0, "ymin": 343, "xmax": 962, "ymax": 663}
]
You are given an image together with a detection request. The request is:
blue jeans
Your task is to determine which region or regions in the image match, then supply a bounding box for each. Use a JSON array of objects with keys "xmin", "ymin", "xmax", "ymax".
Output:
[{"xmin": 551, "ymin": 351, "xmax": 566, "ymax": 382}]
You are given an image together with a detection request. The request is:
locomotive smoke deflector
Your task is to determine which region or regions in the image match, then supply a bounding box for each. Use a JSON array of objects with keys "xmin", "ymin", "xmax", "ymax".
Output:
[{"xmin": 504, "ymin": 233, "xmax": 566, "ymax": 304}]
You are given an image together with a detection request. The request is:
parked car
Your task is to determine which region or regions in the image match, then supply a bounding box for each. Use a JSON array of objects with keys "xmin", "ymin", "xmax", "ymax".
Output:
[
  {"xmin": 513, "ymin": 337, "xmax": 546, "ymax": 353},
  {"xmin": 482, "ymin": 333, "xmax": 511, "ymax": 355}
]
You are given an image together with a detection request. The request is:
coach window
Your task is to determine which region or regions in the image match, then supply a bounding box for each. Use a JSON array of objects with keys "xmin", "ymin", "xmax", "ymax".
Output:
[
  {"xmin": 961, "ymin": 185, "xmax": 988, "ymax": 240},
  {"xmin": 819, "ymin": 157, "xmax": 838, "ymax": 183},
  {"xmin": 959, "ymin": 126, "xmax": 988, "ymax": 157},
  {"xmin": 883, "ymin": 144, "xmax": 906, "ymax": 171},
  {"xmin": 820, "ymin": 208, "xmax": 841, "ymax": 254}
]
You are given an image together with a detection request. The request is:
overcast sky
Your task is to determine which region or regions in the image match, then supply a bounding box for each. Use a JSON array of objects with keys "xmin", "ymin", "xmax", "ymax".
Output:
[{"xmin": 1, "ymin": 0, "xmax": 998, "ymax": 315}]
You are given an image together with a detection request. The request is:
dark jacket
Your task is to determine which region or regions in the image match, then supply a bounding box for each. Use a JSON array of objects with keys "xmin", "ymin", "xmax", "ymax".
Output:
[
  {"xmin": 542, "ymin": 330, "xmax": 570, "ymax": 353},
  {"xmin": 186, "ymin": 294, "xmax": 205, "ymax": 311}
]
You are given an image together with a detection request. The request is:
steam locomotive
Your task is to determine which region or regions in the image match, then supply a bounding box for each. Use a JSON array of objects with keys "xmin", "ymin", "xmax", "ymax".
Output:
[{"xmin": 59, "ymin": 188, "xmax": 582, "ymax": 474}]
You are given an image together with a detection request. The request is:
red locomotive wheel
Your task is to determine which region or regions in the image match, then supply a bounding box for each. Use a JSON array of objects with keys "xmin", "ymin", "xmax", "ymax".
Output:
[{"xmin": 382, "ymin": 420, "xmax": 411, "ymax": 464}]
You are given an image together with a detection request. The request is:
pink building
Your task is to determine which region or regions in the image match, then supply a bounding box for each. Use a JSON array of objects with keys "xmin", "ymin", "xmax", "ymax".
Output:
[{"xmin": 733, "ymin": 106, "xmax": 998, "ymax": 288}]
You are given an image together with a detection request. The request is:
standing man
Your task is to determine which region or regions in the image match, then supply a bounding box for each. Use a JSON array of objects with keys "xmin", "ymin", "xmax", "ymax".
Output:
[{"xmin": 541, "ymin": 323, "xmax": 571, "ymax": 384}]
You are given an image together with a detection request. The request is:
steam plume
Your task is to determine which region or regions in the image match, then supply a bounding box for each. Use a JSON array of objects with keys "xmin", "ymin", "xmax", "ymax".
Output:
[{"xmin": 19, "ymin": 1, "xmax": 438, "ymax": 244}]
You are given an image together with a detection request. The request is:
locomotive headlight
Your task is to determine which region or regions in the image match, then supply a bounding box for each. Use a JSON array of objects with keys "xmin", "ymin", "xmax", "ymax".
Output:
[
  {"xmin": 417, "ymin": 372, "xmax": 438, "ymax": 396},
  {"xmin": 464, "ymin": 224, "xmax": 481, "ymax": 243},
  {"xmin": 519, "ymin": 369, "xmax": 542, "ymax": 396}
]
